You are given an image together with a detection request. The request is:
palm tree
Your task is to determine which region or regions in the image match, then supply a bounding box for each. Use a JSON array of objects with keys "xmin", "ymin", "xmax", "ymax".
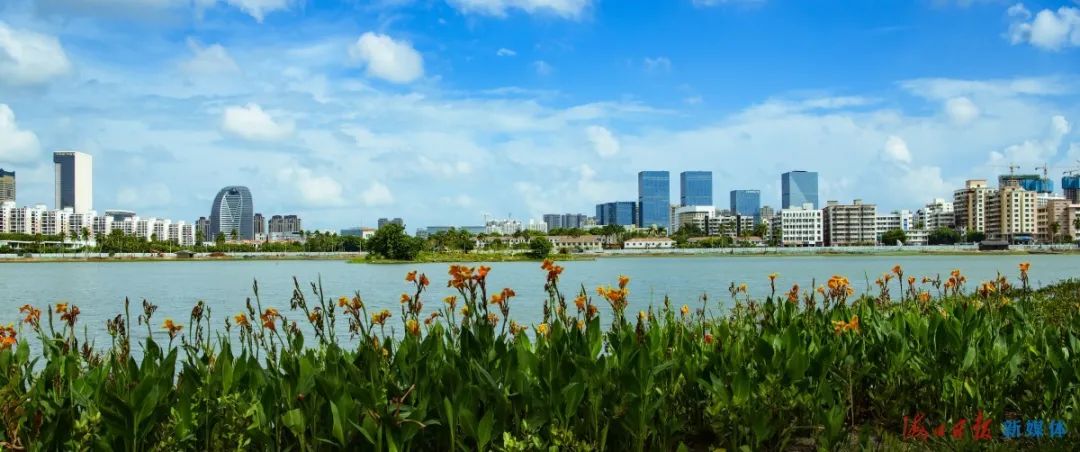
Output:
[
  {"xmin": 1049, "ymin": 222, "xmax": 1060, "ymax": 244},
  {"xmin": 230, "ymin": 228, "xmax": 239, "ymax": 242}
]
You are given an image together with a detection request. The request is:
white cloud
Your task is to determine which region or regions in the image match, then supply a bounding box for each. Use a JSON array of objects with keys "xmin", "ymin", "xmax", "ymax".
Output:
[
  {"xmin": 441, "ymin": 194, "xmax": 475, "ymax": 208},
  {"xmin": 181, "ymin": 38, "xmax": 240, "ymax": 75},
  {"xmin": 986, "ymin": 115, "xmax": 1071, "ymax": 165},
  {"xmin": 224, "ymin": 0, "xmax": 292, "ymax": 22},
  {"xmin": 0, "ymin": 104, "xmax": 41, "ymax": 164},
  {"xmin": 349, "ymin": 32, "xmax": 424, "ymax": 84},
  {"xmin": 277, "ymin": 167, "xmax": 344, "ymax": 206},
  {"xmin": 446, "ymin": 0, "xmax": 592, "ymax": 19},
  {"xmin": 361, "ymin": 181, "xmax": 394, "ymax": 206},
  {"xmin": 116, "ymin": 183, "xmax": 173, "ymax": 208},
  {"xmin": 221, "ymin": 103, "xmax": 295, "ymax": 141},
  {"xmin": 585, "ymin": 125, "xmax": 619, "ymax": 157},
  {"xmin": 945, "ymin": 97, "xmax": 980, "ymax": 125},
  {"xmin": 533, "ymin": 60, "xmax": 553, "ymax": 76},
  {"xmin": 1007, "ymin": 3, "xmax": 1080, "ymax": 51},
  {"xmin": 882, "ymin": 135, "xmax": 913, "ymax": 164},
  {"xmin": 496, "ymin": 47, "xmax": 517, "ymax": 57},
  {"xmin": 684, "ymin": 96, "xmax": 704, "ymax": 105},
  {"xmin": 418, "ymin": 155, "xmax": 473, "ymax": 177},
  {"xmin": 0, "ymin": 21, "xmax": 72, "ymax": 86},
  {"xmin": 643, "ymin": 57, "xmax": 672, "ymax": 72}
]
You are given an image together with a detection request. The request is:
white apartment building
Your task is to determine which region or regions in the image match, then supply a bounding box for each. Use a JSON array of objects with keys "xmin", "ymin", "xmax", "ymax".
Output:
[
  {"xmin": 168, "ymin": 222, "xmax": 196, "ymax": 246},
  {"xmin": 41, "ymin": 208, "xmax": 71, "ymax": 236},
  {"xmin": 876, "ymin": 209, "xmax": 913, "ymax": 243},
  {"xmin": 93, "ymin": 215, "xmax": 114, "ymax": 238},
  {"xmin": 778, "ymin": 204, "xmax": 823, "ymax": 246},
  {"xmin": 954, "ymin": 179, "xmax": 992, "ymax": 235},
  {"xmin": 915, "ymin": 198, "xmax": 954, "ymax": 230},
  {"xmin": 623, "ymin": 237, "xmax": 676, "ymax": 249},
  {"xmin": 485, "ymin": 219, "xmax": 523, "ymax": 235}
]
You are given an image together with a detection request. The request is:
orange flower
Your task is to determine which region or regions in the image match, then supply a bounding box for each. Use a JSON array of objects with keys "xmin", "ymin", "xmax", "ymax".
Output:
[
  {"xmin": 892, "ymin": 265, "xmax": 902, "ymax": 275},
  {"xmin": 19, "ymin": 304, "xmax": 41, "ymax": 326},
  {"xmin": 586, "ymin": 304, "xmax": 598, "ymax": 319},
  {"xmin": 0, "ymin": 324, "xmax": 16, "ymax": 350},
  {"xmin": 60, "ymin": 305, "xmax": 80, "ymax": 325},
  {"xmin": 832, "ymin": 315, "xmax": 861, "ymax": 335},
  {"xmin": 574, "ymin": 295, "xmax": 587, "ymax": 311},
  {"xmin": 680, "ymin": 305, "xmax": 690, "ymax": 316},
  {"xmin": 487, "ymin": 313, "xmax": 499, "ymax": 326},
  {"xmin": 234, "ymin": 313, "xmax": 250, "ymax": 328},
  {"xmin": 907, "ymin": 276, "xmax": 916, "ymax": 286},
  {"xmin": 787, "ymin": 284, "xmax": 800, "ymax": 303},
  {"xmin": 768, "ymin": 273, "xmax": 778, "ymax": 282},
  {"xmin": 261, "ymin": 308, "xmax": 280, "ymax": 332},
  {"xmin": 55, "ymin": 303, "xmax": 68, "ymax": 314},
  {"xmin": 406, "ymin": 319, "xmax": 420, "ymax": 336},
  {"xmin": 400, "ymin": 293, "xmax": 411, "ymax": 304},
  {"xmin": 443, "ymin": 295, "xmax": 457, "ymax": 310},
  {"xmin": 618, "ymin": 275, "xmax": 630, "ymax": 289},
  {"xmin": 162, "ymin": 318, "xmax": 183, "ymax": 338},
  {"xmin": 703, "ymin": 333, "xmax": 714, "ymax": 345},
  {"xmin": 405, "ymin": 270, "xmax": 417, "ymax": 282},
  {"xmin": 476, "ymin": 265, "xmax": 491, "ymax": 280},
  {"xmin": 490, "ymin": 293, "xmax": 505, "ymax": 305},
  {"xmin": 419, "ymin": 274, "xmax": 430, "ymax": 287},
  {"xmin": 1019, "ymin": 262, "xmax": 1030, "ymax": 273},
  {"xmin": 308, "ymin": 309, "xmax": 322, "ymax": 324},
  {"xmin": 918, "ymin": 291, "xmax": 931, "ymax": 303},
  {"xmin": 337, "ymin": 296, "xmax": 349, "ymax": 307},
  {"xmin": 370, "ymin": 309, "xmax": 391, "ymax": 326}
]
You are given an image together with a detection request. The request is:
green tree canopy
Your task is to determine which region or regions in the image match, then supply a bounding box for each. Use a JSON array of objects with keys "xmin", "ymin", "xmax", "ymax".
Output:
[
  {"xmin": 367, "ymin": 224, "xmax": 422, "ymax": 260},
  {"xmin": 927, "ymin": 227, "xmax": 960, "ymax": 245},
  {"xmin": 527, "ymin": 237, "xmax": 553, "ymax": 259},
  {"xmin": 880, "ymin": 228, "xmax": 907, "ymax": 245}
]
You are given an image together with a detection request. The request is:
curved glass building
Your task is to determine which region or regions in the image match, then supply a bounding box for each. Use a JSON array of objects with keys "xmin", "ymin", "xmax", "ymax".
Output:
[{"xmin": 210, "ymin": 186, "xmax": 254, "ymax": 240}]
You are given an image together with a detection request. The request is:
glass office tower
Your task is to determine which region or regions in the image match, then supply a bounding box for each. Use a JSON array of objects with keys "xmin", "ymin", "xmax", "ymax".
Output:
[
  {"xmin": 679, "ymin": 171, "xmax": 712, "ymax": 207},
  {"xmin": 638, "ymin": 171, "xmax": 671, "ymax": 229},
  {"xmin": 781, "ymin": 171, "xmax": 819, "ymax": 209}
]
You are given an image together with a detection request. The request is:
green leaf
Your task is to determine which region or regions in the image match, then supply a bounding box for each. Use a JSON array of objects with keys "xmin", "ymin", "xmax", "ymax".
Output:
[{"xmin": 477, "ymin": 410, "xmax": 494, "ymax": 451}]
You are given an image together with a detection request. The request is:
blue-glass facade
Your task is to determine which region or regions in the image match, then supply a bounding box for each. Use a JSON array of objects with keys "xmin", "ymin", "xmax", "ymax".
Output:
[
  {"xmin": 781, "ymin": 171, "xmax": 819, "ymax": 209},
  {"xmin": 680, "ymin": 171, "xmax": 712, "ymax": 206},
  {"xmin": 638, "ymin": 171, "xmax": 670, "ymax": 229},
  {"xmin": 999, "ymin": 174, "xmax": 1054, "ymax": 193},
  {"xmin": 730, "ymin": 190, "xmax": 761, "ymax": 222},
  {"xmin": 596, "ymin": 202, "xmax": 637, "ymax": 226}
]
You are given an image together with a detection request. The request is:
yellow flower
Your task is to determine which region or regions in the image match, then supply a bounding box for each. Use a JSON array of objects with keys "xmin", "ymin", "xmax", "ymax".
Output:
[
  {"xmin": 638, "ymin": 310, "xmax": 648, "ymax": 321},
  {"xmin": 680, "ymin": 305, "xmax": 689, "ymax": 316},
  {"xmin": 55, "ymin": 303, "xmax": 68, "ymax": 314},
  {"xmin": 406, "ymin": 319, "xmax": 420, "ymax": 336},
  {"xmin": 574, "ymin": 295, "xmax": 587, "ymax": 311},
  {"xmin": 234, "ymin": 313, "xmax": 250, "ymax": 327},
  {"xmin": 768, "ymin": 273, "xmax": 778, "ymax": 282},
  {"xmin": 338, "ymin": 296, "xmax": 349, "ymax": 307},
  {"xmin": 536, "ymin": 322, "xmax": 550, "ymax": 336},
  {"xmin": 162, "ymin": 318, "xmax": 183, "ymax": 338}
]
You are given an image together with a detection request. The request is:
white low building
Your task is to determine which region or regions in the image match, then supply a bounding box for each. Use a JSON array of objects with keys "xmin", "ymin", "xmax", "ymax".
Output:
[
  {"xmin": 779, "ymin": 204, "xmax": 823, "ymax": 247},
  {"xmin": 548, "ymin": 235, "xmax": 605, "ymax": 252},
  {"xmin": 623, "ymin": 237, "xmax": 676, "ymax": 249}
]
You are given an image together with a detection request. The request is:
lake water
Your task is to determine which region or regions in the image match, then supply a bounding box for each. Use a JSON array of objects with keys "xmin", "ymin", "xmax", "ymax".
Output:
[{"xmin": 2, "ymin": 254, "xmax": 1078, "ymax": 343}]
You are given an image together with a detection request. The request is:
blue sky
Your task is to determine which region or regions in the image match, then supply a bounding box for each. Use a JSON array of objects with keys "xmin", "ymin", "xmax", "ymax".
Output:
[{"xmin": 1, "ymin": 0, "xmax": 1078, "ymax": 230}]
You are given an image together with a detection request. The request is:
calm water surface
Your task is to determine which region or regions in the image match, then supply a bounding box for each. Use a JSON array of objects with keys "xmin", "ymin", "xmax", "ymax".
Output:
[{"xmin": 2, "ymin": 255, "xmax": 1078, "ymax": 342}]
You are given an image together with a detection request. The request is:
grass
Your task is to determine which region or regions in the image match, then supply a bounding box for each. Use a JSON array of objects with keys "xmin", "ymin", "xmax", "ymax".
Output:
[{"xmin": 0, "ymin": 262, "xmax": 1077, "ymax": 450}]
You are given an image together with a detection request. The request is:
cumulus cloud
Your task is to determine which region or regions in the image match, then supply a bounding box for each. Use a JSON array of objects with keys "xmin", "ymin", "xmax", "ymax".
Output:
[
  {"xmin": 181, "ymin": 38, "xmax": 240, "ymax": 75},
  {"xmin": 221, "ymin": 103, "xmax": 294, "ymax": 142},
  {"xmin": 533, "ymin": 60, "xmax": 553, "ymax": 76},
  {"xmin": 441, "ymin": 194, "xmax": 475, "ymax": 208},
  {"xmin": 643, "ymin": 57, "xmax": 672, "ymax": 72},
  {"xmin": 418, "ymin": 156, "xmax": 473, "ymax": 177},
  {"xmin": 277, "ymin": 167, "xmax": 344, "ymax": 206},
  {"xmin": 223, "ymin": 0, "xmax": 292, "ymax": 22},
  {"xmin": 0, "ymin": 104, "xmax": 41, "ymax": 164},
  {"xmin": 1007, "ymin": 3, "xmax": 1080, "ymax": 51},
  {"xmin": 496, "ymin": 47, "xmax": 517, "ymax": 57},
  {"xmin": 585, "ymin": 125, "xmax": 619, "ymax": 157},
  {"xmin": 987, "ymin": 115, "xmax": 1071, "ymax": 165},
  {"xmin": 945, "ymin": 97, "xmax": 980, "ymax": 125},
  {"xmin": 0, "ymin": 21, "xmax": 71, "ymax": 86},
  {"xmin": 348, "ymin": 32, "xmax": 424, "ymax": 84},
  {"xmin": 882, "ymin": 136, "xmax": 913, "ymax": 164},
  {"xmin": 361, "ymin": 181, "xmax": 394, "ymax": 206},
  {"xmin": 446, "ymin": 0, "xmax": 592, "ymax": 19}
]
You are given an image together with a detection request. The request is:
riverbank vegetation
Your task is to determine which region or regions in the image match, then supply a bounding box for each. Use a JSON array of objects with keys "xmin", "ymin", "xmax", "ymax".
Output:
[{"xmin": 1, "ymin": 263, "xmax": 1077, "ymax": 449}]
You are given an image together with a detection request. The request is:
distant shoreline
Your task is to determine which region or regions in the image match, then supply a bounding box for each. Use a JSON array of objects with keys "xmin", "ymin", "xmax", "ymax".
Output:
[{"xmin": 3, "ymin": 246, "xmax": 1078, "ymax": 263}]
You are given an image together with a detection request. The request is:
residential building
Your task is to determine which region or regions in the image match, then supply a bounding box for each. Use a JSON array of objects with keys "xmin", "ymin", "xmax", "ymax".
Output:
[
  {"xmin": 254, "ymin": 213, "xmax": 265, "ymax": 236},
  {"xmin": 53, "ymin": 151, "xmax": 94, "ymax": 214},
  {"xmin": 672, "ymin": 205, "xmax": 715, "ymax": 234},
  {"xmin": 730, "ymin": 190, "xmax": 761, "ymax": 223},
  {"xmin": 759, "ymin": 206, "xmax": 775, "ymax": 221},
  {"xmin": 167, "ymin": 222, "xmax": 195, "ymax": 246},
  {"xmin": 476, "ymin": 235, "xmax": 527, "ymax": 249},
  {"xmin": 543, "ymin": 214, "xmax": 563, "ymax": 230},
  {"xmin": 781, "ymin": 170, "xmax": 819, "ymax": 209},
  {"xmin": 267, "ymin": 214, "xmax": 302, "ymax": 235},
  {"xmin": 954, "ymin": 179, "xmax": 992, "ymax": 235},
  {"xmin": 999, "ymin": 174, "xmax": 1054, "ymax": 194},
  {"xmin": 823, "ymin": 199, "xmax": 877, "ymax": 246},
  {"xmin": 378, "ymin": 217, "xmax": 404, "ymax": 229},
  {"xmin": 1036, "ymin": 197, "xmax": 1070, "ymax": 243},
  {"xmin": 638, "ymin": 171, "xmax": 670, "ymax": 230},
  {"xmin": 93, "ymin": 215, "xmax": 114, "ymax": 238},
  {"xmin": 906, "ymin": 229, "xmax": 929, "ymax": 246},
  {"xmin": 876, "ymin": 209, "xmax": 913, "ymax": 243},
  {"xmin": 0, "ymin": 169, "xmax": 14, "ymax": 203},
  {"xmin": 623, "ymin": 237, "xmax": 676, "ymax": 249},
  {"xmin": 485, "ymin": 218, "xmax": 522, "ymax": 235},
  {"xmin": 987, "ymin": 179, "xmax": 1037, "ymax": 242},
  {"xmin": 526, "ymin": 219, "xmax": 548, "ymax": 233},
  {"xmin": 41, "ymin": 208, "xmax": 70, "ymax": 236},
  {"xmin": 548, "ymin": 235, "xmax": 605, "ymax": 252},
  {"xmin": 679, "ymin": 171, "xmax": 712, "ymax": 207},
  {"xmin": 596, "ymin": 201, "xmax": 637, "ymax": 226},
  {"xmin": 778, "ymin": 203, "xmax": 823, "ymax": 246},
  {"xmin": 915, "ymin": 198, "xmax": 955, "ymax": 230},
  {"xmin": 210, "ymin": 186, "xmax": 254, "ymax": 240}
]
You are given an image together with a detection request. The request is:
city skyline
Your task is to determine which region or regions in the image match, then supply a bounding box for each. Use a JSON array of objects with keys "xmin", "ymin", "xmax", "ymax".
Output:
[{"xmin": 0, "ymin": 1, "xmax": 1078, "ymax": 230}]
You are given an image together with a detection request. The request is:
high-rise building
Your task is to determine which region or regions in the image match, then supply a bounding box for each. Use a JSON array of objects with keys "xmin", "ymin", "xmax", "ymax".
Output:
[
  {"xmin": 999, "ymin": 174, "xmax": 1054, "ymax": 194},
  {"xmin": 54, "ymin": 151, "xmax": 93, "ymax": 214},
  {"xmin": 105, "ymin": 210, "xmax": 136, "ymax": 223},
  {"xmin": 254, "ymin": 213, "xmax": 265, "ymax": 236},
  {"xmin": 596, "ymin": 201, "xmax": 637, "ymax": 226},
  {"xmin": 543, "ymin": 214, "xmax": 564, "ymax": 230},
  {"xmin": 781, "ymin": 170, "xmax": 819, "ymax": 209},
  {"xmin": 209, "ymin": 186, "xmax": 254, "ymax": 240},
  {"xmin": 988, "ymin": 179, "xmax": 1037, "ymax": 242},
  {"xmin": 638, "ymin": 171, "xmax": 670, "ymax": 230},
  {"xmin": 915, "ymin": 198, "xmax": 955, "ymax": 231},
  {"xmin": 1064, "ymin": 175, "xmax": 1080, "ymax": 204},
  {"xmin": 269, "ymin": 214, "xmax": 302, "ymax": 234},
  {"xmin": 195, "ymin": 217, "xmax": 210, "ymax": 242},
  {"xmin": 759, "ymin": 205, "xmax": 775, "ymax": 221},
  {"xmin": 679, "ymin": 171, "xmax": 712, "ymax": 207},
  {"xmin": 0, "ymin": 169, "xmax": 14, "ymax": 203},
  {"xmin": 730, "ymin": 190, "xmax": 761, "ymax": 223},
  {"xmin": 823, "ymin": 199, "xmax": 878, "ymax": 246},
  {"xmin": 954, "ymin": 180, "xmax": 992, "ymax": 234}
]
